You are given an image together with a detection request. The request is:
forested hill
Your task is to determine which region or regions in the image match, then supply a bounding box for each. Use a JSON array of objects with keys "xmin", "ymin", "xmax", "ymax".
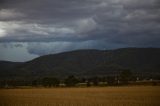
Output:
[{"xmin": 0, "ymin": 48, "xmax": 160, "ymax": 79}]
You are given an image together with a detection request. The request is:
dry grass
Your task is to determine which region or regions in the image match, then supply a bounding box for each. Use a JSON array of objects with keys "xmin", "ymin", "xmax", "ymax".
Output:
[{"xmin": 0, "ymin": 86, "xmax": 160, "ymax": 106}]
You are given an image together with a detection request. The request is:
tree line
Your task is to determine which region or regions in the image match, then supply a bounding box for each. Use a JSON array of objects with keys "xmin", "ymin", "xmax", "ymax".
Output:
[{"xmin": 0, "ymin": 70, "xmax": 159, "ymax": 88}]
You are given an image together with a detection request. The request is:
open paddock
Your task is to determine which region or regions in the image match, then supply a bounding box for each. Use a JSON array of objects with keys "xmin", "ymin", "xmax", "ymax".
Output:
[{"xmin": 0, "ymin": 86, "xmax": 160, "ymax": 106}]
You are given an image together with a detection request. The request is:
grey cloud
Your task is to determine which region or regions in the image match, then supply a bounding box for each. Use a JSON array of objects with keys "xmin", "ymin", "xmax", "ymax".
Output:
[
  {"xmin": 26, "ymin": 40, "xmax": 128, "ymax": 56},
  {"xmin": 0, "ymin": 0, "xmax": 160, "ymax": 50},
  {"xmin": 0, "ymin": 9, "xmax": 25, "ymax": 21}
]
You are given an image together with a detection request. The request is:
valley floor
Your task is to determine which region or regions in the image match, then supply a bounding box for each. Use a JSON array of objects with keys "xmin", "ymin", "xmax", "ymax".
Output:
[{"xmin": 0, "ymin": 86, "xmax": 160, "ymax": 106}]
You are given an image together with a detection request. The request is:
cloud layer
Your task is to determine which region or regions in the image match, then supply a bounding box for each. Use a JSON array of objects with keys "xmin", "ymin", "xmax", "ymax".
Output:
[{"xmin": 0, "ymin": 0, "xmax": 160, "ymax": 57}]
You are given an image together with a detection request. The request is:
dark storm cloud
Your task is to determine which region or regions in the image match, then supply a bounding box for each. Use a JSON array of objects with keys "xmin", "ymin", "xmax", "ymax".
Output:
[
  {"xmin": 0, "ymin": 0, "xmax": 160, "ymax": 56},
  {"xmin": 1, "ymin": 42, "xmax": 24, "ymax": 48}
]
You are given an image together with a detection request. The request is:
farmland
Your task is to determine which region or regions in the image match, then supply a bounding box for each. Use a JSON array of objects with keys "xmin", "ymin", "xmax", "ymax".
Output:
[{"xmin": 0, "ymin": 86, "xmax": 160, "ymax": 106}]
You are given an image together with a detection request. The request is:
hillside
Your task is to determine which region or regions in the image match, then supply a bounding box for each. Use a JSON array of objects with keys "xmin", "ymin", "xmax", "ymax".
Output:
[
  {"xmin": 0, "ymin": 48, "xmax": 160, "ymax": 79},
  {"xmin": 0, "ymin": 61, "xmax": 23, "ymax": 79}
]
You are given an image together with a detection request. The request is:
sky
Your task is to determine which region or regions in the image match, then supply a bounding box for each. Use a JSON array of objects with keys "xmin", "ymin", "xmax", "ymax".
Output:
[{"xmin": 0, "ymin": 0, "xmax": 160, "ymax": 62}]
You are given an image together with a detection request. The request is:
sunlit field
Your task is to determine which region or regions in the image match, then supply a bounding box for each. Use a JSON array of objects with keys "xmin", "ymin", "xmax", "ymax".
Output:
[{"xmin": 0, "ymin": 86, "xmax": 160, "ymax": 106}]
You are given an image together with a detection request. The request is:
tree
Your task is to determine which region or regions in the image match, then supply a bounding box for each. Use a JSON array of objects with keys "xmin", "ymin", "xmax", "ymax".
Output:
[
  {"xmin": 106, "ymin": 76, "xmax": 115, "ymax": 85},
  {"xmin": 64, "ymin": 75, "xmax": 79, "ymax": 87},
  {"xmin": 92, "ymin": 77, "xmax": 99, "ymax": 86},
  {"xmin": 42, "ymin": 77, "xmax": 60, "ymax": 87},
  {"xmin": 87, "ymin": 81, "xmax": 91, "ymax": 87},
  {"xmin": 120, "ymin": 69, "xmax": 132, "ymax": 84}
]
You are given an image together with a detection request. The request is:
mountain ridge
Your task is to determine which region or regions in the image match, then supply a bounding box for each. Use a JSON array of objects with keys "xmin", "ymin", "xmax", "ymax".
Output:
[{"xmin": 0, "ymin": 48, "xmax": 160, "ymax": 79}]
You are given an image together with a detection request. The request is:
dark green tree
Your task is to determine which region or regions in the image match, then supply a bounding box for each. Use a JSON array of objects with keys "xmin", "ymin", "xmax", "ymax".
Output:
[
  {"xmin": 91, "ymin": 77, "xmax": 99, "ymax": 86},
  {"xmin": 106, "ymin": 76, "xmax": 115, "ymax": 85},
  {"xmin": 42, "ymin": 77, "xmax": 60, "ymax": 87},
  {"xmin": 120, "ymin": 69, "xmax": 132, "ymax": 84},
  {"xmin": 64, "ymin": 75, "xmax": 79, "ymax": 87},
  {"xmin": 87, "ymin": 80, "xmax": 91, "ymax": 87}
]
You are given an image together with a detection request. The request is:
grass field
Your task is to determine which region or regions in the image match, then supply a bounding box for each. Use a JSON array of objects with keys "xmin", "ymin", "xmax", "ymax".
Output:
[{"xmin": 0, "ymin": 86, "xmax": 160, "ymax": 106}]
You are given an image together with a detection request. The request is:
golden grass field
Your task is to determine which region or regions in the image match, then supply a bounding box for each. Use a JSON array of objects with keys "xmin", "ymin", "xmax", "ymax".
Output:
[{"xmin": 0, "ymin": 86, "xmax": 160, "ymax": 106}]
